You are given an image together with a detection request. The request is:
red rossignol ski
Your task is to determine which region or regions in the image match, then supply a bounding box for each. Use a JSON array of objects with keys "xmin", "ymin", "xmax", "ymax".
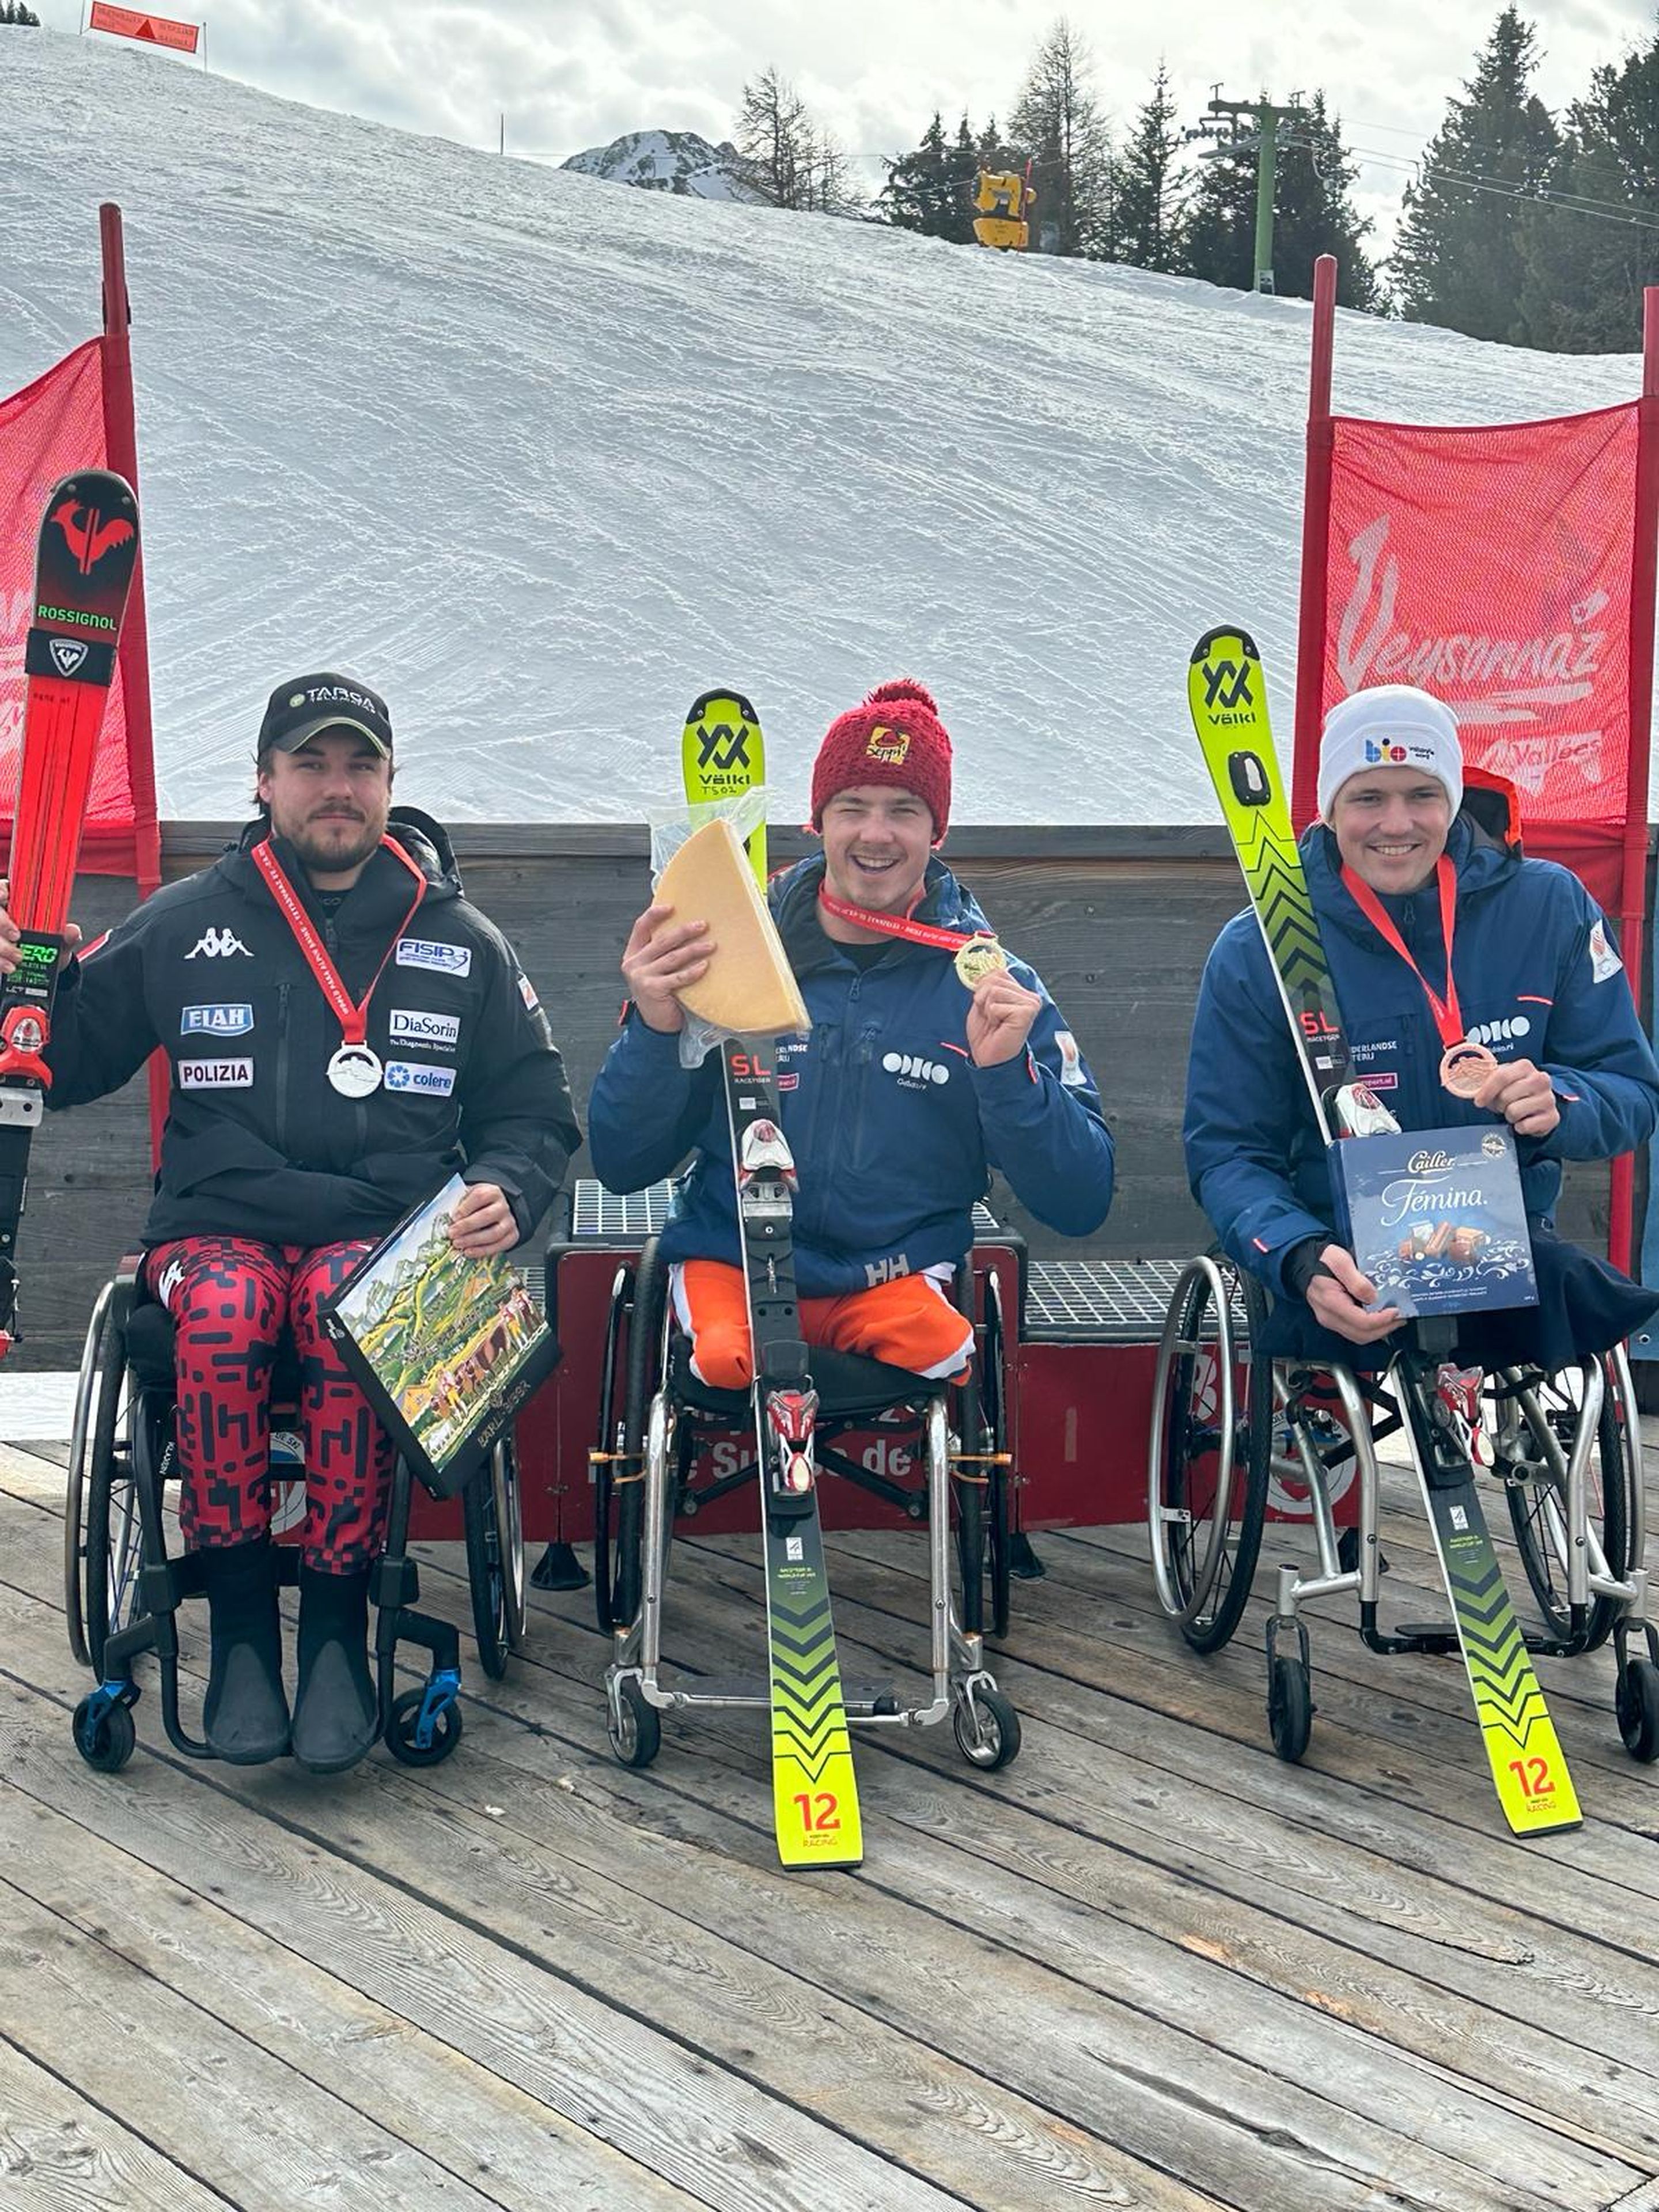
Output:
[{"xmin": 0, "ymin": 469, "xmax": 141, "ymax": 1352}]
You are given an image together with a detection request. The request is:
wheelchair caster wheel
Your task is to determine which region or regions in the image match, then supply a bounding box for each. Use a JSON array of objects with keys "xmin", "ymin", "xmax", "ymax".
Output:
[
  {"xmin": 1616, "ymin": 1656, "xmax": 1659, "ymax": 1762},
  {"xmin": 953, "ymin": 1684, "xmax": 1021, "ymax": 1771},
  {"xmin": 74, "ymin": 1694, "xmax": 136, "ymax": 1773},
  {"xmin": 608, "ymin": 1678, "xmax": 661, "ymax": 1770},
  {"xmin": 1267, "ymin": 1654, "xmax": 1313, "ymax": 1763},
  {"xmin": 385, "ymin": 1684, "xmax": 463, "ymax": 1767}
]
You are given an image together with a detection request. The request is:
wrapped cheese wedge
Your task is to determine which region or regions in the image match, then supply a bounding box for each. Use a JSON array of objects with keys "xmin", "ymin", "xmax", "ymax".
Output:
[{"xmin": 656, "ymin": 817, "xmax": 810, "ymax": 1037}]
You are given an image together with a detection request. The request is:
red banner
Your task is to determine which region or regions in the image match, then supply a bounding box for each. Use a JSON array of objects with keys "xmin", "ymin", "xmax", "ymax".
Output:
[
  {"xmin": 1316, "ymin": 403, "xmax": 1641, "ymax": 907},
  {"xmin": 0, "ymin": 338, "xmax": 138, "ymax": 872},
  {"xmin": 88, "ymin": 2, "xmax": 200, "ymax": 52}
]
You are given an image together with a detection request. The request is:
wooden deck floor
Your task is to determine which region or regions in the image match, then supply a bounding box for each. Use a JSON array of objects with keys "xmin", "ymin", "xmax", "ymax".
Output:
[{"xmin": 4, "ymin": 1433, "xmax": 1659, "ymax": 2212}]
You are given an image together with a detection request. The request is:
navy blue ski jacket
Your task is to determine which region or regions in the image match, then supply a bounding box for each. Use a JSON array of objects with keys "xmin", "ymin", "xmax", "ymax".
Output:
[
  {"xmin": 1184, "ymin": 814, "xmax": 1659, "ymax": 1297},
  {"xmin": 588, "ymin": 853, "xmax": 1115, "ymax": 1295}
]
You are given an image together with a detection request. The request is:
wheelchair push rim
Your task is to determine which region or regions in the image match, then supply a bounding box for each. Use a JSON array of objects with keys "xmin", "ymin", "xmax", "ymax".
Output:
[{"xmin": 1148, "ymin": 1255, "xmax": 1270, "ymax": 1651}]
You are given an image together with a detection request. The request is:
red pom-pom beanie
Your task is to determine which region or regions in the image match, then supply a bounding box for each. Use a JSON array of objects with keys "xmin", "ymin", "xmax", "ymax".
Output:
[{"xmin": 809, "ymin": 678, "xmax": 953, "ymax": 836}]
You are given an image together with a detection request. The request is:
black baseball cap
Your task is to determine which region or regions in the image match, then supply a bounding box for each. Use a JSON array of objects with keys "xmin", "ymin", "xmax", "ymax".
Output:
[{"xmin": 258, "ymin": 672, "xmax": 393, "ymax": 756}]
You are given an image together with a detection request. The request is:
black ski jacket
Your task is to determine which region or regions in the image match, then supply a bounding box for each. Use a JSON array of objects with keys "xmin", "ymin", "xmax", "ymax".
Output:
[{"xmin": 43, "ymin": 806, "xmax": 581, "ymax": 1252}]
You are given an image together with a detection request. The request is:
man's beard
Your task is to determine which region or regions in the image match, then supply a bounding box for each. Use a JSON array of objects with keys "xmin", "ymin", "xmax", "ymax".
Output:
[{"xmin": 287, "ymin": 813, "xmax": 384, "ymax": 877}]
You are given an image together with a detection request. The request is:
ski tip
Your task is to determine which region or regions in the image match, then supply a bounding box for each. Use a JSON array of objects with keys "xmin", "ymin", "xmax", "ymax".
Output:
[
  {"xmin": 1190, "ymin": 625, "xmax": 1260, "ymax": 668},
  {"xmin": 684, "ymin": 687, "xmax": 760, "ymax": 727}
]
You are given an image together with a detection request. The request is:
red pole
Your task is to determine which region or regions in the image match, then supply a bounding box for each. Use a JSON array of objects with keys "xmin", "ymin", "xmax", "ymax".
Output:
[
  {"xmin": 1609, "ymin": 288, "xmax": 1659, "ymax": 1274},
  {"xmin": 1291, "ymin": 255, "xmax": 1338, "ymax": 831},
  {"xmin": 98, "ymin": 202, "xmax": 168, "ymax": 1167}
]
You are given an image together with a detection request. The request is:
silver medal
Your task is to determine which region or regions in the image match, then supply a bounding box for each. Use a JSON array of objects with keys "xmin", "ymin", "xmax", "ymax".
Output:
[{"xmin": 327, "ymin": 1043, "xmax": 383, "ymax": 1098}]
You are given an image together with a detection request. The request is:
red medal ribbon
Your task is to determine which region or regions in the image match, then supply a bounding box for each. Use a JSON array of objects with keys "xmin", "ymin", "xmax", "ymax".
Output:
[
  {"xmin": 252, "ymin": 833, "xmax": 427, "ymax": 1049},
  {"xmin": 817, "ymin": 884, "xmax": 993, "ymax": 953},
  {"xmin": 1339, "ymin": 853, "xmax": 1465, "ymax": 1051}
]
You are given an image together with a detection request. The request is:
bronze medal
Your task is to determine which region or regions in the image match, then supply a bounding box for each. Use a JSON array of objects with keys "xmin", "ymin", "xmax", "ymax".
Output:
[
  {"xmin": 1440, "ymin": 1039, "xmax": 1499, "ymax": 1101},
  {"xmin": 954, "ymin": 936, "xmax": 1007, "ymax": 987}
]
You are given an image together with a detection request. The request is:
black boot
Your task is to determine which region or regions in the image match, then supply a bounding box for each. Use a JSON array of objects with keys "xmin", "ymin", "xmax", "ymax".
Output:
[
  {"xmin": 199, "ymin": 1537, "xmax": 290, "ymax": 1764},
  {"xmin": 291, "ymin": 1565, "xmax": 378, "ymax": 1774}
]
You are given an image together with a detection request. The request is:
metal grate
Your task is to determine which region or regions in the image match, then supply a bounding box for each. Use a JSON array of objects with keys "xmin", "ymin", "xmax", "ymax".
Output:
[
  {"xmin": 1025, "ymin": 1258, "xmax": 1195, "ymax": 1343},
  {"xmin": 569, "ymin": 1179, "xmax": 1002, "ymax": 1243},
  {"xmin": 571, "ymin": 1181, "xmax": 673, "ymax": 1237}
]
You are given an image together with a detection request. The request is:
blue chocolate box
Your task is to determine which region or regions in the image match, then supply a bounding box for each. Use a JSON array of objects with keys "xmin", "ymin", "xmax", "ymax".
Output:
[{"xmin": 1330, "ymin": 1123, "xmax": 1537, "ymax": 1319}]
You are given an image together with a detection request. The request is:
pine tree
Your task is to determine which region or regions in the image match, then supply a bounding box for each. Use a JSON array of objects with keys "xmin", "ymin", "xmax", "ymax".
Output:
[
  {"xmin": 737, "ymin": 67, "xmax": 815, "ymax": 211},
  {"xmin": 1517, "ymin": 34, "xmax": 1659, "ymax": 351},
  {"xmin": 1391, "ymin": 6, "xmax": 1560, "ymax": 342},
  {"xmin": 1009, "ymin": 18, "xmax": 1116, "ymax": 257},
  {"xmin": 1115, "ymin": 61, "xmax": 1186, "ymax": 272},
  {"xmin": 880, "ymin": 112, "xmax": 976, "ymax": 238},
  {"xmin": 1180, "ymin": 118, "xmax": 1258, "ymax": 291},
  {"xmin": 1272, "ymin": 95, "xmax": 1382, "ymax": 307}
]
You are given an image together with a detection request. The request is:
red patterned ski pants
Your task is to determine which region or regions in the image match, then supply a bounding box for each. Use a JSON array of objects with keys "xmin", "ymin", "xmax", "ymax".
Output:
[{"xmin": 146, "ymin": 1237, "xmax": 395, "ymax": 1573}]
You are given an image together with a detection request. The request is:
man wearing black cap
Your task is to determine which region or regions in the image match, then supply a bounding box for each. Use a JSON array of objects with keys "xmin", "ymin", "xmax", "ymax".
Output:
[{"xmin": 0, "ymin": 671, "xmax": 581, "ymax": 1773}]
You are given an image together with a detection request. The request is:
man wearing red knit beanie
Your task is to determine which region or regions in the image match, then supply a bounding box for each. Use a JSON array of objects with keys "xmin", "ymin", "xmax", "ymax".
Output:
[{"xmin": 588, "ymin": 678, "xmax": 1115, "ymax": 1389}]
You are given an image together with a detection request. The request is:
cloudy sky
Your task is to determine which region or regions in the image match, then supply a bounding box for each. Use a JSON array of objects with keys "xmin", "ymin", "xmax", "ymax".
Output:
[{"xmin": 38, "ymin": 0, "xmax": 1659, "ymax": 248}]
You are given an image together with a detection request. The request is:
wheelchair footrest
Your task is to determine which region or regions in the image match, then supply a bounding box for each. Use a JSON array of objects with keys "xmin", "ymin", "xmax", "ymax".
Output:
[
  {"xmin": 665, "ymin": 1672, "xmax": 900, "ymax": 1715},
  {"xmin": 1391, "ymin": 1619, "xmax": 1461, "ymax": 1652}
]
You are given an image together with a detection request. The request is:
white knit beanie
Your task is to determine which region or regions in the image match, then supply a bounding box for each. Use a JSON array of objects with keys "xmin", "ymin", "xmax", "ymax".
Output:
[{"xmin": 1317, "ymin": 685, "xmax": 1463, "ymax": 821}]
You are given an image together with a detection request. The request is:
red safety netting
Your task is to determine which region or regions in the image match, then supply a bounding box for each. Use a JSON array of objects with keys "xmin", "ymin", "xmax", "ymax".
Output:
[
  {"xmin": 0, "ymin": 335, "xmax": 141, "ymax": 875},
  {"xmin": 1301, "ymin": 403, "xmax": 1642, "ymax": 911}
]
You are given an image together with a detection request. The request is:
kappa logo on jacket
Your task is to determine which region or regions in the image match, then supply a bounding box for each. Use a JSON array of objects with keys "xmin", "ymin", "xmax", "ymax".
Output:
[{"xmin": 185, "ymin": 926, "xmax": 252, "ymax": 960}]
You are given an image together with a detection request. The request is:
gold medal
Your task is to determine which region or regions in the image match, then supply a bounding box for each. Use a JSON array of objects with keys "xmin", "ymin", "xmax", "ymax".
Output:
[
  {"xmin": 954, "ymin": 936, "xmax": 1007, "ymax": 987},
  {"xmin": 1440, "ymin": 1039, "xmax": 1499, "ymax": 1101}
]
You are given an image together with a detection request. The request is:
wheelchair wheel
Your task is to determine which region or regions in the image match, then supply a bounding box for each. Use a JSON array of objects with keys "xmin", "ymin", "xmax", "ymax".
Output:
[
  {"xmin": 1148, "ymin": 1256, "xmax": 1270, "ymax": 1654},
  {"xmin": 1493, "ymin": 1357, "xmax": 1628, "ymax": 1652},
  {"xmin": 591, "ymin": 1264, "xmax": 628, "ymax": 1635},
  {"xmin": 608, "ymin": 1675, "xmax": 661, "ymax": 1769},
  {"xmin": 981, "ymin": 1270, "xmax": 1013, "ymax": 1640},
  {"xmin": 386, "ymin": 1684, "xmax": 464, "ymax": 1766},
  {"xmin": 79, "ymin": 1298, "xmax": 146, "ymax": 1680},
  {"xmin": 612, "ymin": 1241, "xmax": 668, "ymax": 1635},
  {"xmin": 1616, "ymin": 1657, "xmax": 1659, "ymax": 1762},
  {"xmin": 463, "ymin": 1431, "xmax": 525, "ymax": 1680},
  {"xmin": 1267, "ymin": 1653, "xmax": 1313, "ymax": 1763},
  {"xmin": 65, "ymin": 1281, "xmax": 118, "ymax": 1669},
  {"xmin": 73, "ymin": 1692, "xmax": 137, "ymax": 1773},
  {"xmin": 953, "ymin": 1682, "xmax": 1021, "ymax": 1771}
]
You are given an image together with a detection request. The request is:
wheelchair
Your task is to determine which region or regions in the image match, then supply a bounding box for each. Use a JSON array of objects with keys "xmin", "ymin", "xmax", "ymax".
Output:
[
  {"xmin": 592, "ymin": 1235, "xmax": 1022, "ymax": 1772},
  {"xmin": 1147, "ymin": 1252, "xmax": 1659, "ymax": 1765},
  {"xmin": 61, "ymin": 1254, "xmax": 525, "ymax": 1774}
]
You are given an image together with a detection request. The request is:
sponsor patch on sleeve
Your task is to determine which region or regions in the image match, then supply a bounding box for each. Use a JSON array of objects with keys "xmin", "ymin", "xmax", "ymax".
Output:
[
  {"xmin": 1054, "ymin": 1029, "xmax": 1088, "ymax": 1088},
  {"xmin": 516, "ymin": 969, "xmax": 541, "ymax": 1014},
  {"xmin": 1589, "ymin": 919, "xmax": 1623, "ymax": 983},
  {"xmin": 179, "ymin": 1057, "xmax": 253, "ymax": 1088}
]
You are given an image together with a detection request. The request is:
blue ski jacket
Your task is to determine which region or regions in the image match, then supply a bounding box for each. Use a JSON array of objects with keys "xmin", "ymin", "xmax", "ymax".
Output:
[
  {"xmin": 1184, "ymin": 814, "xmax": 1659, "ymax": 1297},
  {"xmin": 588, "ymin": 853, "xmax": 1115, "ymax": 1294}
]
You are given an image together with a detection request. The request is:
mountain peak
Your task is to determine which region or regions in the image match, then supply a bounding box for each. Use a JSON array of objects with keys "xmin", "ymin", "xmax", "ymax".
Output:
[{"xmin": 560, "ymin": 129, "xmax": 762, "ymax": 204}]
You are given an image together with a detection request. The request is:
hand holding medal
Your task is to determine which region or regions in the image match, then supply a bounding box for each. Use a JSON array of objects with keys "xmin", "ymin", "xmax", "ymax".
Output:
[{"xmin": 960, "ymin": 940, "xmax": 1043, "ymax": 1068}]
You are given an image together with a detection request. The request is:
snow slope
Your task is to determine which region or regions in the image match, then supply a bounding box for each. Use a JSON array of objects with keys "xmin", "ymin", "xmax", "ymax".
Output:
[
  {"xmin": 560, "ymin": 130, "xmax": 762, "ymax": 205},
  {"xmin": 1, "ymin": 33, "xmax": 1646, "ymax": 825}
]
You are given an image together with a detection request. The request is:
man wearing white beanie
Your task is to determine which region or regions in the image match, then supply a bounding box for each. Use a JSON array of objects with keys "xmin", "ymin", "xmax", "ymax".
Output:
[{"xmin": 1184, "ymin": 683, "xmax": 1659, "ymax": 1367}]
